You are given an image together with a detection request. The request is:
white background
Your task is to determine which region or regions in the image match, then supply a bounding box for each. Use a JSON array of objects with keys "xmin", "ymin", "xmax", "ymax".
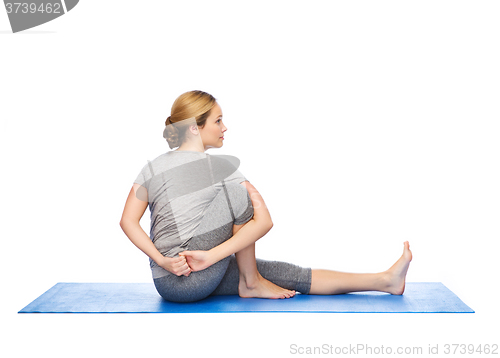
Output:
[{"xmin": 1, "ymin": 1, "xmax": 499, "ymax": 357}]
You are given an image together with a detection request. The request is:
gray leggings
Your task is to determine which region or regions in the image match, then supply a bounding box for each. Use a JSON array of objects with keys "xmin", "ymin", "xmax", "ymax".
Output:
[{"xmin": 153, "ymin": 181, "xmax": 312, "ymax": 303}]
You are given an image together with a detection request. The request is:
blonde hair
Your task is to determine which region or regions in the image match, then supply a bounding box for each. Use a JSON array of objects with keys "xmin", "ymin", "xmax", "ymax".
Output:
[{"xmin": 163, "ymin": 90, "xmax": 217, "ymax": 149}]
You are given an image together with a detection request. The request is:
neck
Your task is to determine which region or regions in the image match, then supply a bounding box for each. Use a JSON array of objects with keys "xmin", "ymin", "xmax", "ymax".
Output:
[{"xmin": 176, "ymin": 140, "xmax": 206, "ymax": 152}]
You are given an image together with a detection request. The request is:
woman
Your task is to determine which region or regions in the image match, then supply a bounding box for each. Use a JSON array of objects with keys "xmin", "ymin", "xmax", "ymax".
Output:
[{"xmin": 119, "ymin": 90, "xmax": 413, "ymax": 303}]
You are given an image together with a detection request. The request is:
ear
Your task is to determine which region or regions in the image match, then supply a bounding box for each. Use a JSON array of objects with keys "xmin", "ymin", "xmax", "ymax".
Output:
[{"xmin": 190, "ymin": 125, "xmax": 199, "ymax": 134}]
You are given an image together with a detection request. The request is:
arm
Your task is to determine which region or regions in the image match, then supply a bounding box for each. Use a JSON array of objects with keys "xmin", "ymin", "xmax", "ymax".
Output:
[
  {"xmin": 180, "ymin": 180, "xmax": 273, "ymax": 271},
  {"xmin": 119, "ymin": 183, "xmax": 191, "ymax": 276}
]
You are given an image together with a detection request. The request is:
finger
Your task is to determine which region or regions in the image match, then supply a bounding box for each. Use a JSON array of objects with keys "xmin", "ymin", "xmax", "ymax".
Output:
[
  {"xmin": 176, "ymin": 261, "xmax": 190, "ymax": 272},
  {"xmin": 183, "ymin": 267, "xmax": 192, "ymax": 276},
  {"xmin": 175, "ymin": 265, "xmax": 191, "ymax": 276},
  {"xmin": 173, "ymin": 256, "xmax": 187, "ymax": 265},
  {"xmin": 178, "ymin": 255, "xmax": 187, "ymax": 264},
  {"xmin": 181, "ymin": 265, "xmax": 191, "ymax": 276},
  {"xmin": 172, "ymin": 260, "xmax": 186, "ymax": 268},
  {"xmin": 174, "ymin": 260, "xmax": 188, "ymax": 270}
]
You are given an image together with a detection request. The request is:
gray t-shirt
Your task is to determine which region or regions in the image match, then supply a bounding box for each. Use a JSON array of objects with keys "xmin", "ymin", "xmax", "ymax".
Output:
[{"xmin": 133, "ymin": 150, "xmax": 249, "ymax": 276}]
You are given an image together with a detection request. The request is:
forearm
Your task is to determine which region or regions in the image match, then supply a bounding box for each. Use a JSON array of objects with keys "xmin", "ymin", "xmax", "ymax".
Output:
[
  {"xmin": 207, "ymin": 218, "xmax": 272, "ymax": 266},
  {"xmin": 119, "ymin": 219, "xmax": 164, "ymax": 265}
]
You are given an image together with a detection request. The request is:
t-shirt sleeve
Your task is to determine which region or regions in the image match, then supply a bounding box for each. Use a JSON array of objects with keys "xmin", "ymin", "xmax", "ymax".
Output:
[
  {"xmin": 133, "ymin": 161, "xmax": 155, "ymax": 187},
  {"xmin": 133, "ymin": 161, "xmax": 154, "ymax": 202}
]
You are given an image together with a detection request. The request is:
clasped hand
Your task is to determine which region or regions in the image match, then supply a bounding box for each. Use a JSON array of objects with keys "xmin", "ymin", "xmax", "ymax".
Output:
[{"xmin": 159, "ymin": 250, "xmax": 212, "ymax": 277}]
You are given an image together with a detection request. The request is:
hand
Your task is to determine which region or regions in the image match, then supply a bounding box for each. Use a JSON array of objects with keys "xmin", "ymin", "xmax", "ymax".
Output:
[
  {"xmin": 158, "ymin": 255, "xmax": 192, "ymax": 277},
  {"xmin": 178, "ymin": 250, "xmax": 213, "ymax": 272}
]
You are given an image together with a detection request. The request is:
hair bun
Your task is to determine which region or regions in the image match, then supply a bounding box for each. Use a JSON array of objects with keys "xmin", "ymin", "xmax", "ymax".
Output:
[{"xmin": 164, "ymin": 116, "xmax": 180, "ymax": 149}]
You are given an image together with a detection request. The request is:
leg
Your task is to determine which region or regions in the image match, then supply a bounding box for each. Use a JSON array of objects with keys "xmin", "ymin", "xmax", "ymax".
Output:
[
  {"xmin": 233, "ymin": 234, "xmax": 295, "ymax": 298},
  {"xmin": 221, "ymin": 182, "xmax": 296, "ymax": 299},
  {"xmin": 211, "ymin": 253, "xmax": 312, "ymax": 296},
  {"xmin": 309, "ymin": 241, "xmax": 413, "ymax": 295}
]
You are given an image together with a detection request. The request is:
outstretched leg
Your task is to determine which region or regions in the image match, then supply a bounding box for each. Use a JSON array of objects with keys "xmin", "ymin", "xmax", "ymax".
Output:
[{"xmin": 309, "ymin": 241, "xmax": 413, "ymax": 295}]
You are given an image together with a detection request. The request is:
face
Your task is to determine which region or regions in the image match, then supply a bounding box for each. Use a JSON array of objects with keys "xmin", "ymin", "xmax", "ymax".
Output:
[{"xmin": 199, "ymin": 102, "xmax": 227, "ymax": 150}]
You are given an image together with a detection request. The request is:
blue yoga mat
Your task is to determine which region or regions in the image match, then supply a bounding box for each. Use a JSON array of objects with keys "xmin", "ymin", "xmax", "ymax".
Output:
[{"xmin": 18, "ymin": 282, "xmax": 474, "ymax": 313}]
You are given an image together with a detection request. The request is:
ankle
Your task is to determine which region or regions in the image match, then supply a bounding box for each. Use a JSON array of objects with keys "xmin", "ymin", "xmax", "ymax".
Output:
[
  {"xmin": 381, "ymin": 271, "xmax": 392, "ymax": 287},
  {"xmin": 239, "ymin": 272, "xmax": 261, "ymax": 289}
]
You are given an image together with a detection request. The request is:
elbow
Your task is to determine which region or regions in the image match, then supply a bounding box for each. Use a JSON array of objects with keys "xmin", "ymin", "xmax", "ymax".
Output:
[
  {"xmin": 120, "ymin": 217, "xmax": 140, "ymax": 228},
  {"xmin": 250, "ymin": 217, "xmax": 273, "ymax": 233},
  {"xmin": 257, "ymin": 214, "xmax": 273, "ymax": 232},
  {"xmin": 265, "ymin": 219, "xmax": 273, "ymax": 232},
  {"xmin": 119, "ymin": 218, "xmax": 130, "ymax": 229}
]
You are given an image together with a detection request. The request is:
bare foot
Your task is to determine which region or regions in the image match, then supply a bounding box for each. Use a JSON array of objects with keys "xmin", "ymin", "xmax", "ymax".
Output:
[
  {"xmin": 238, "ymin": 273, "xmax": 296, "ymax": 299},
  {"xmin": 384, "ymin": 241, "xmax": 413, "ymax": 295}
]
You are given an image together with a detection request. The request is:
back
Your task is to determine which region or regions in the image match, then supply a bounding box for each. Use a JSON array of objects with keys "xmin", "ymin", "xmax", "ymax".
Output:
[{"xmin": 133, "ymin": 150, "xmax": 248, "ymax": 278}]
